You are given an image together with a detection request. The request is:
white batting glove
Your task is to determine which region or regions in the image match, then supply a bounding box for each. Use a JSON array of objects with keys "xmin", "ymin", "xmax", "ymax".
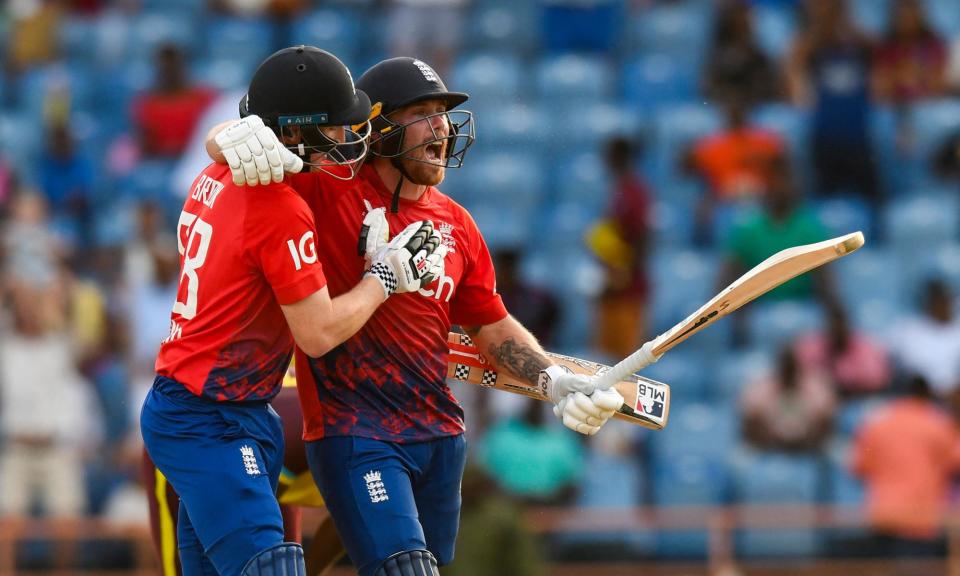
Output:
[
  {"xmin": 553, "ymin": 388, "xmax": 624, "ymax": 436},
  {"xmin": 366, "ymin": 220, "xmax": 447, "ymax": 298},
  {"xmin": 358, "ymin": 199, "xmax": 389, "ymax": 268},
  {"xmin": 539, "ymin": 365, "xmax": 596, "ymax": 404},
  {"xmin": 214, "ymin": 115, "xmax": 303, "ymax": 186}
]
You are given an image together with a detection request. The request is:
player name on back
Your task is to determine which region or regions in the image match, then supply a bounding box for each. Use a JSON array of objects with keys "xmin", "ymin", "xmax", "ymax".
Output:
[{"xmin": 191, "ymin": 174, "xmax": 225, "ymax": 209}]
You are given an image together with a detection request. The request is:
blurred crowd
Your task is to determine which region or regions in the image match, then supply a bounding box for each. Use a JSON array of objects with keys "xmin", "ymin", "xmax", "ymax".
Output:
[{"xmin": 3, "ymin": 0, "xmax": 960, "ymax": 571}]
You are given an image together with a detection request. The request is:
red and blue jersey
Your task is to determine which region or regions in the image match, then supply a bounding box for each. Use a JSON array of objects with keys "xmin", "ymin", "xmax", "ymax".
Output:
[
  {"xmin": 155, "ymin": 163, "xmax": 327, "ymax": 402},
  {"xmin": 290, "ymin": 164, "xmax": 507, "ymax": 443}
]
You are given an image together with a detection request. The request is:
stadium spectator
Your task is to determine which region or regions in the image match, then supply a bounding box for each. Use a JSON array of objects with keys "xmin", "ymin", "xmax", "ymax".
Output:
[
  {"xmin": 887, "ymin": 279, "xmax": 960, "ymax": 398},
  {"xmin": 793, "ymin": 302, "xmax": 892, "ymax": 398},
  {"xmin": 0, "ymin": 193, "xmax": 94, "ymax": 518},
  {"xmin": 933, "ymin": 128, "xmax": 960, "ymax": 182},
  {"xmin": 787, "ymin": 0, "xmax": 880, "ymax": 205},
  {"xmin": 949, "ymin": 36, "xmax": 960, "ymax": 93},
  {"xmin": 4, "ymin": 0, "xmax": 61, "ymax": 73},
  {"xmin": 479, "ymin": 400, "xmax": 583, "ymax": 503},
  {"xmin": 389, "ymin": 0, "xmax": 468, "ymax": 76},
  {"xmin": 741, "ymin": 344, "xmax": 836, "ymax": 452},
  {"xmin": 851, "ymin": 375, "xmax": 959, "ymax": 557},
  {"xmin": 131, "ymin": 44, "xmax": 217, "ymax": 158},
  {"xmin": 703, "ymin": 0, "xmax": 780, "ymax": 106},
  {"xmin": 589, "ymin": 136, "xmax": 651, "ymax": 359},
  {"xmin": 541, "ymin": 0, "xmax": 620, "ymax": 54},
  {"xmin": 874, "ymin": 0, "xmax": 948, "ymax": 104},
  {"xmin": 684, "ymin": 99, "xmax": 784, "ymax": 244},
  {"xmin": 718, "ymin": 156, "xmax": 836, "ymax": 345},
  {"xmin": 493, "ymin": 248, "xmax": 561, "ymax": 348},
  {"xmin": 38, "ymin": 123, "xmax": 95, "ymax": 247},
  {"xmin": 445, "ymin": 466, "xmax": 546, "ymax": 576}
]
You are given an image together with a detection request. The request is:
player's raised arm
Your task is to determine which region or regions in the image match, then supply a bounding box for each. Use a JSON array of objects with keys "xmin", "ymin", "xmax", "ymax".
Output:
[
  {"xmin": 281, "ymin": 220, "xmax": 446, "ymax": 357},
  {"xmin": 464, "ymin": 317, "xmax": 623, "ymax": 436}
]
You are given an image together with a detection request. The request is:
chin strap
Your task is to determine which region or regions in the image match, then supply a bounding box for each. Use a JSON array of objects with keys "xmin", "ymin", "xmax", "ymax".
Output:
[{"xmin": 389, "ymin": 156, "xmax": 414, "ymax": 214}]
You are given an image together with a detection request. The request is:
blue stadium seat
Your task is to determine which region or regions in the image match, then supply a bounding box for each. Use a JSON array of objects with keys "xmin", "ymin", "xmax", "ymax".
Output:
[
  {"xmin": 94, "ymin": 60, "xmax": 154, "ymax": 115},
  {"xmin": 851, "ymin": 296, "xmax": 900, "ymax": 335},
  {"xmin": 191, "ymin": 58, "xmax": 252, "ymax": 92},
  {"xmin": 849, "ymin": 0, "xmax": 892, "ymax": 35},
  {"xmin": 870, "ymin": 105, "xmax": 905, "ymax": 193},
  {"xmin": 835, "ymin": 248, "xmax": 904, "ymax": 310},
  {"xmin": 884, "ymin": 193, "xmax": 959, "ymax": 249},
  {"xmin": 752, "ymin": 104, "xmax": 808, "ymax": 164},
  {"xmin": 19, "ymin": 63, "xmax": 97, "ymax": 119},
  {"xmin": 909, "ymin": 100, "xmax": 960, "ymax": 185},
  {"xmin": 550, "ymin": 101, "xmax": 643, "ymax": 153},
  {"xmin": 652, "ymin": 453, "xmax": 726, "ymax": 557},
  {"xmin": 470, "ymin": 103, "xmax": 547, "ymax": 150},
  {"xmin": 288, "ymin": 9, "xmax": 361, "ymax": 69},
  {"xmin": 650, "ymin": 199, "xmax": 695, "ymax": 249},
  {"xmin": 650, "ymin": 249, "xmax": 722, "ymax": 335},
  {"xmin": 628, "ymin": 0, "xmax": 712, "ymax": 61},
  {"xmin": 466, "ymin": 3, "xmax": 538, "ymax": 53},
  {"xmin": 0, "ymin": 112, "xmax": 41, "ymax": 174},
  {"xmin": 459, "ymin": 149, "xmax": 544, "ymax": 208},
  {"xmin": 535, "ymin": 55, "xmax": 614, "ymax": 104},
  {"xmin": 747, "ymin": 300, "xmax": 825, "ymax": 354},
  {"xmin": 926, "ymin": 0, "xmax": 960, "ymax": 36},
  {"xmin": 552, "ymin": 152, "xmax": 609, "ymax": 215},
  {"xmin": 814, "ymin": 197, "xmax": 874, "ymax": 241},
  {"xmin": 715, "ymin": 349, "xmax": 771, "ymax": 402},
  {"xmin": 204, "ymin": 18, "xmax": 275, "ymax": 73},
  {"xmin": 654, "ymin": 402, "xmax": 738, "ymax": 464},
  {"xmin": 129, "ymin": 11, "xmax": 199, "ymax": 61},
  {"xmin": 734, "ymin": 451, "xmax": 823, "ymax": 557},
  {"xmin": 915, "ymin": 242, "xmax": 960, "ymax": 297},
  {"xmin": 753, "ymin": 3, "xmax": 797, "ymax": 59},
  {"xmin": 622, "ymin": 54, "xmax": 700, "ymax": 110},
  {"xmin": 451, "ymin": 53, "xmax": 523, "ymax": 102},
  {"xmin": 641, "ymin": 350, "xmax": 710, "ymax": 400}
]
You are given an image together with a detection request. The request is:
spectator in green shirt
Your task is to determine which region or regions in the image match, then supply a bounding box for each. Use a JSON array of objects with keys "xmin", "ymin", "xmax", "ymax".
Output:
[{"xmin": 719, "ymin": 155, "xmax": 841, "ymax": 345}]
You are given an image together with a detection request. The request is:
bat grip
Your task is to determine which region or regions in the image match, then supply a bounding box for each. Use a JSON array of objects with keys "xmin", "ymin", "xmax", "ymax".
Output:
[{"xmin": 596, "ymin": 341, "xmax": 660, "ymax": 391}]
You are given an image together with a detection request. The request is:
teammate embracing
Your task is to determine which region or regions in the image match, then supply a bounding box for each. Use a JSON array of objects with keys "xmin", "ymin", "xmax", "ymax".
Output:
[
  {"xmin": 140, "ymin": 47, "xmax": 446, "ymax": 576},
  {"xmin": 206, "ymin": 57, "xmax": 623, "ymax": 576}
]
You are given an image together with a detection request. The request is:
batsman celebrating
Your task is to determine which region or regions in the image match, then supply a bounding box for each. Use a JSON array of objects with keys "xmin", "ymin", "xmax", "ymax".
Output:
[
  {"xmin": 140, "ymin": 47, "xmax": 446, "ymax": 576},
  {"xmin": 206, "ymin": 57, "xmax": 624, "ymax": 576}
]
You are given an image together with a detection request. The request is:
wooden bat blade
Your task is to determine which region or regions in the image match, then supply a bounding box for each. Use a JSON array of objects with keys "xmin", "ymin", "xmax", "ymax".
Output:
[
  {"xmin": 596, "ymin": 231, "xmax": 866, "ymax": 389},
  {"xmin": 652, "ymin": 231, "xmax": 864, "ymax": 357},
  {"xmin": 446, "ymin": 332, "xmax": 670, "ymax": 430}
]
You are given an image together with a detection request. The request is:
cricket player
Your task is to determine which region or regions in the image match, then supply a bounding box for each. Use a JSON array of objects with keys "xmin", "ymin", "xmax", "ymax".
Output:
[
  {"xmin": 143, "ymin": 368, "xmax": 347, "ymax": 576},
  {"xmin": 206, "ymin": 57, "xmax": 623, "ymax": 576},
  {"xmin": 140, "ymin": 47, "xmax": 447, "ymax": 576}
]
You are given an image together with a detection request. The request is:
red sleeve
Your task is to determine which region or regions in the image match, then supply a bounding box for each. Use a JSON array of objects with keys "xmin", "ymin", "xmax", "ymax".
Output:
[
  {"xmin": 245, "ymin": 185, "xmax": 327, "ymax": 305},
  {"xmin": 449, "ymin": 210, "xmax": 508, "ymax": 327}
]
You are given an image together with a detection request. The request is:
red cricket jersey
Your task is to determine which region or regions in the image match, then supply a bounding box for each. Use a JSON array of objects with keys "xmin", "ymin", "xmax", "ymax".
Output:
[
  {"xmin": 290, "ymin": 164, "xmax": 507, "ymax": 443},
  {"xmin": 155, "ymin": 163, "xmax": 327, "ymax": 402}
]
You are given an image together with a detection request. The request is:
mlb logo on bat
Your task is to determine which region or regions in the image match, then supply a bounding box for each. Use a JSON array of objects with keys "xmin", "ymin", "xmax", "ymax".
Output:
[{"xmin": 636, "ymin": 383, "xmax": 666, "ymax": 418}]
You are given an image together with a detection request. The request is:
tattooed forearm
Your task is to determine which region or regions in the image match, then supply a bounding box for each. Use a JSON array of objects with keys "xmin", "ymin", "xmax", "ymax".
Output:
[{"xmin": 487, "ymin": 337, "xmax": 551, "ymax": 385}]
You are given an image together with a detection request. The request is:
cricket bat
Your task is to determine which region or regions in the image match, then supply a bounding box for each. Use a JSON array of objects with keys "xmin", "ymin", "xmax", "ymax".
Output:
[
  {"xmin": 447, "ymin": 332, "xmax": 670, "ymax": 430},
  {"xmin": 596, "ymin": 231, "xmax": 866, "ymax": 390}
]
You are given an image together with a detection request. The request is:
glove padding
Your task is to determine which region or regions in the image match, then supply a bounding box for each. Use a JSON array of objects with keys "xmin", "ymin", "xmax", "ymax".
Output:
[
  {"xmin": 539, "ymin": 365, "xmax": 596, "ymax": 404},
  {"xmin": 552, "ymin": 388, "xmax": 624, "ymax": 436},
  {"xmin": 215, "ymin": 115, "xmax": 303, "ymax": 186},
  {"xmin": 358, "ymin": 200, "xmax": 389, "ymax": 268},
  {"xmin": 366, "ymin": 220, "xmax": 447, "ymax": 298}
]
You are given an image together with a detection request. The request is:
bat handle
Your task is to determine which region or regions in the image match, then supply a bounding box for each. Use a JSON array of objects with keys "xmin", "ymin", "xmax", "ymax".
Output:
[{"xmin": 596, "ymin": 341, "xmax": 660, "ymax": 391}]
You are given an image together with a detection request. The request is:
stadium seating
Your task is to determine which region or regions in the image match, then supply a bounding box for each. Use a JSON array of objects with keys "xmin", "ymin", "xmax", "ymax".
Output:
[{"xmin": 733, "ymin": 451, "xmax": 823, "ymax": 557}]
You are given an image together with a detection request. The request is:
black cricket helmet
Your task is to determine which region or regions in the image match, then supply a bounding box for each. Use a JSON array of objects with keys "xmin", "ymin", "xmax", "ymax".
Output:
[
  {"xmin": 240, "ymin": 45, "xmax": 372, "ymax": 180},
  {"xmin": 356, "ymin": 57, "xmax": 475, "ymax": 169}
]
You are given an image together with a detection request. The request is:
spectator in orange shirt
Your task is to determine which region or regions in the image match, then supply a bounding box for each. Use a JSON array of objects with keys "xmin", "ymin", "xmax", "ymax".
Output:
[
  {"xmin": 794, "ymin": 302, "xmax": 892, "ymax": 398},
  {"xmin": 851, "ymin": 375, "xmax": 960, "ymax": 557},
  {"xmin": 131, "ymin": 44, "xmax": 218, "ymax": 158},
  {"xmin": 685, "ymin": 99, "xmax": 784, "ymax": 245}
]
